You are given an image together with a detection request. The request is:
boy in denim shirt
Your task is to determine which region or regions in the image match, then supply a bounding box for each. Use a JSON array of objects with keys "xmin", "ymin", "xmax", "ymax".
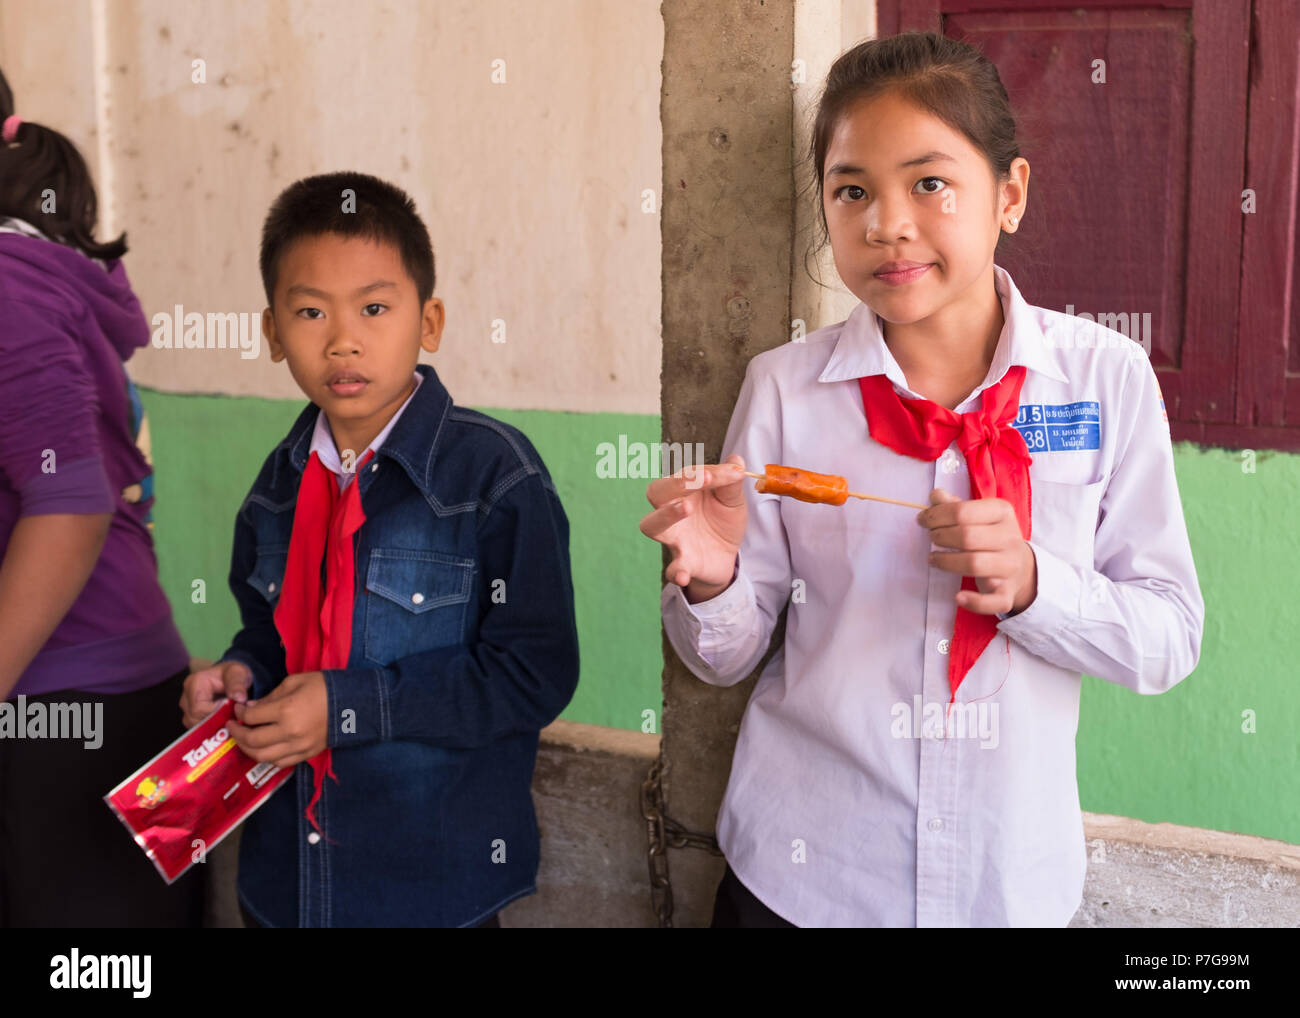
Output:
[{"xmin": 181, "ymin": 172, "xmax": 579, "ymax": 928}]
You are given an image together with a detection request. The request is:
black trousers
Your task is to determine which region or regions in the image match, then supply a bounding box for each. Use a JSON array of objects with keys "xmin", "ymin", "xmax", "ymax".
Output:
[
  {"xmin": 0, "ymin": 667, "xmax": 205, "ymax": 927},
  {"xmin": 710, "ymin": 862, "xmax": 797, "ymax": 928},
  {"xmin": 239, "ymin": 900, "xmax": 500, "ymax": 928}
]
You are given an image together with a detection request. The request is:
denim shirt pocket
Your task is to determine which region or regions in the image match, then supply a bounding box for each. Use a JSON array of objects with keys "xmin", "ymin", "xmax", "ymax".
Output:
[
  {"xmin": 245, "ymin": 544, "xmax": 290, "ymax": 604},
  {"xmin": 363, "ymin": 548, "xmax": 475, "ymax": 665}
]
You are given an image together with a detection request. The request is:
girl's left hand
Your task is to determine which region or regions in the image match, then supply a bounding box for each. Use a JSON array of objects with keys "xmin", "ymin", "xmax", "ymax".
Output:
[{"xmin": 915, "ymin": 489, "xmax": 1037, "ymax": 616}]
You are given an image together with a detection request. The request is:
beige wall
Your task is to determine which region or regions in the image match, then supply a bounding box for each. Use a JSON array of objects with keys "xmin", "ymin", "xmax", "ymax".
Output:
[{"xmin": 0, "ymin": 0, "xmax": 664, "ymax": 414}]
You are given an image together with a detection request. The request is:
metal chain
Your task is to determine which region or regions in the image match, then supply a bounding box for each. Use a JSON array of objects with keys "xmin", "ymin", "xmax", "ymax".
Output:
[{"xmin": 641, "ymin": 756, "xmax": 723, "ymax": 928}]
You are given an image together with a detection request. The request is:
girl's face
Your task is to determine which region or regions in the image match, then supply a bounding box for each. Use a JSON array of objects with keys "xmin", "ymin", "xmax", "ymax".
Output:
[{"xmin": 821, "ymin": 91, "xmax": 1026, "ymax": 323}]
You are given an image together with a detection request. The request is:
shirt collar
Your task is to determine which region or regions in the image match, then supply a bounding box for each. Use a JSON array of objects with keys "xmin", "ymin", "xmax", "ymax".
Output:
[
  {"xmin": 279, "ymin": 363, "xmax": 453, "ymax": 496},
  {"xmin": 309, "ymin": 370, "xmax": 423, "ymax": 488},
  {"xmin": 818, "ymin": 263, "xmax": 1068, "ymax": 401},
  {"xmin": 0, "ymin": 215, "xmax": 111, "ymax": 271},
  {"xmin": 0, "ymin": 216, "xmax": 49, "ymax": 240}
]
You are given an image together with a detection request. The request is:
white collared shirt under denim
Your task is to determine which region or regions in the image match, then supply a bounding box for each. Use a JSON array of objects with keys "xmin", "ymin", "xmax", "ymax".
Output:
[
  {"xmin": 661, "ymin": 265, "xmax": 1204, "ymax": 927},
  {"xmin": 309, "ymin": 369, "xmax": 423, "ymax": 489}
]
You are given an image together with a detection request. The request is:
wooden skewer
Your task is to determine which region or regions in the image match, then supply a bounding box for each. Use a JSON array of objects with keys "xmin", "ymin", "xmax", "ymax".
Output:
[{"xmin": 741, "ymin": 470, "xmax": 927, "ymax": 510}]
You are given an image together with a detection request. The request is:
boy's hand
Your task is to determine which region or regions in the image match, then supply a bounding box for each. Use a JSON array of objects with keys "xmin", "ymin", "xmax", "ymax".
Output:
[
  {"xmin": 180, "ymin": 659, "xmax": 253, "ymax": 728},
  {"xmin": 916, "ymin": 489, "xmax": 1037, "ymax": 616},
  {"xmin": 226, "ymin": 670, "xmax": 329, "ymax": 768}
]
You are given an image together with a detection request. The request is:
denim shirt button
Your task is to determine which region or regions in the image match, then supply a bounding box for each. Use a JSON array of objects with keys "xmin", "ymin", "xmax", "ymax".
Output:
[
  {"xmin": 307, "ymin": 831, "xmax": 321, "ymax": 845},
  {"xmin": 370, "ymin": 462, "xmax": 379, "ymax": 472},
  {"xmin": 411, "ymin": 592, "xmax": 425, "ymax": 605}
]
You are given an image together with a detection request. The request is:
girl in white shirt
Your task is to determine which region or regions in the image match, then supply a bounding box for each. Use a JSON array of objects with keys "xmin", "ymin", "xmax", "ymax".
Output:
[{"xmin": 641, "ymin": 32, "xmax": 1203, "ymax": 927}]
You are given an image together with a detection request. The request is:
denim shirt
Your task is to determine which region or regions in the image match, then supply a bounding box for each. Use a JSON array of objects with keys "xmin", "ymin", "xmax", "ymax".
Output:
[{"xmin": 218, "ymin": 364, "xmax": 579, "ymax": 927}]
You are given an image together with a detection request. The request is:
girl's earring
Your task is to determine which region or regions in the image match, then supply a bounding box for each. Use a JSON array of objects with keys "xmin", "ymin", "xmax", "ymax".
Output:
[{"xmin": 1007, "ymin": 215, "xmax": 1019, "ymax": 230}]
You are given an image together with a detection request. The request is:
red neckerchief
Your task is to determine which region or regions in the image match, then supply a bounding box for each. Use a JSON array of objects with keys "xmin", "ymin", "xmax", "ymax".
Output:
[
  {"xmin": 273, "ymin": 447, "xmax": 375, "ymax": 834},
  {"xmin": 858, "ymin": 364, "xmax": 1032, "ymax": 704}
]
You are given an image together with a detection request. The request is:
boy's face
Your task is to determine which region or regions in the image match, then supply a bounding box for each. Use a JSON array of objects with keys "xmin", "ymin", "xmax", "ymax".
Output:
[{"xmin": 263, "ymin": 233, "xmax": 444, "ymax": 459}]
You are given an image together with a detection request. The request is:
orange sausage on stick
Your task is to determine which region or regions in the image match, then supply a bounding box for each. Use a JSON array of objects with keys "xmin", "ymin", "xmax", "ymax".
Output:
[
  {"xmin": 744, "ymin": 464, "xmax": 927, "ymax": 510},
  {"xmin": 752, "ymin": 464, "xmax": 848, "ymax": 505}
]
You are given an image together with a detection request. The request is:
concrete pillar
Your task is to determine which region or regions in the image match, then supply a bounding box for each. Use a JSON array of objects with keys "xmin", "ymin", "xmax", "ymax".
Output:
[{"xmin": 657, "ymin": 0, "xmax": 798, "ymax": 927}]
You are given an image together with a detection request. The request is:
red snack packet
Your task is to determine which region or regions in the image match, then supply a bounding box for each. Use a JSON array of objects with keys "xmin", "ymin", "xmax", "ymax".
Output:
[{"xmin": 104, "ymin": 699, "xmax": 293, "ymax": 884}]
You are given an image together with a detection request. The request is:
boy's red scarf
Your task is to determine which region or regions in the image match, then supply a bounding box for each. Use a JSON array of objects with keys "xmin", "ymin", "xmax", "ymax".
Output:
[
  {"xmin": 272, "ymin": 447, "xmax": 375, "ymax": 833},
  {"xmin": 858, "ymin": 365, "xmax": 1032, "ymax": 704}
]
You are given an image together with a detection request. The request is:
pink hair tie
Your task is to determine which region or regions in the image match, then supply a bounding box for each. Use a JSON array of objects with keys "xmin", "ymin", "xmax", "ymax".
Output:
[{"xmin": 2, "ymin": 115, "xmax": 23, "ymax": 144}]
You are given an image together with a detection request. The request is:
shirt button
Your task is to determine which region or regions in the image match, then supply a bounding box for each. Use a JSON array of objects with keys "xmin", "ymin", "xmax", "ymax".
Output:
[
  {"xmin": 939, "ymin": 450, "xmax": 961, "ymax": 474},
  {"xmin": 307, "ymin": 831, "xmax": 321, "ymax": 845},
  {"xmin": 267, "ymin": 582, "xmax": 276, "ymax": 593},
  {"xmin": 937, "ymin": 638, "xmax": 950, "ymax": 655},
  {"xmin": 928, "ymin": 817, "xmax": 944, "ymax": 833},
  {"xmin": 411, "ymin": 592, "xmax": 425, "ymax": 605},
  {"xmin": 370, "ymin": 462, "xmax": 379, "ymax": 472}
]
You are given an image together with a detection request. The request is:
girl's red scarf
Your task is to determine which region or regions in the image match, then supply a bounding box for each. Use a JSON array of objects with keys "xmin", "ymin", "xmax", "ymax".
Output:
[{"xmin": 858, "ymin": 365, "xmax": 1032, "ymax": 703}]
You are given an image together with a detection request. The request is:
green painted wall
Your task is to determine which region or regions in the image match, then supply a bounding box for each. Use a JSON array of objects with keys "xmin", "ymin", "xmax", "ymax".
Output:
[
  {"xmin": 140, "ymin": 388, "xmax": 1298, "ymax": 845},
  {"xmin": 1077, "ymin": 444, "xmax": 1298, "ymax": 845}
]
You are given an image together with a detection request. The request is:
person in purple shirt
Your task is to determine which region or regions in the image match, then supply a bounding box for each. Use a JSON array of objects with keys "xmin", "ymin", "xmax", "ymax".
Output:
[{"xmin": 0, "ymin": 68, "xmax": 202, "ymax": 927}]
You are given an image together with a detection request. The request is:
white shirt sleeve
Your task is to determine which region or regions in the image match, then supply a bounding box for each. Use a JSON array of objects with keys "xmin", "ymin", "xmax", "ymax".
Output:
[
  {"xmin": 660, "ymin": 358, "xmax": 794, "ymax": 687},
  {"xmin": 996, "ymin": 352, "xmax": 1205, "ymax": 694}
]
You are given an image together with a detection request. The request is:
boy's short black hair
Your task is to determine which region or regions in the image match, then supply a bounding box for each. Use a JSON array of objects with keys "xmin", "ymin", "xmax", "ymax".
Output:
[{"xmin": 259, "ymin": 171, "xmax": 435, "ymax": 306}]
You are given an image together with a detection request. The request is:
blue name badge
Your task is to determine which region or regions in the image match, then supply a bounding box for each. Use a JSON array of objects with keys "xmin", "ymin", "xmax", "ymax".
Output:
[{"xmin": 1012, "ymin": 401, "xmax": 1101, "ymax": 452}]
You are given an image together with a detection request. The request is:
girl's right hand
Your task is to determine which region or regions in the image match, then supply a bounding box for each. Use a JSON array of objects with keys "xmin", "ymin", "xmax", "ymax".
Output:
[{"xmin": 640, "ymin": 454, "xmax": 748, "ymax": 603}]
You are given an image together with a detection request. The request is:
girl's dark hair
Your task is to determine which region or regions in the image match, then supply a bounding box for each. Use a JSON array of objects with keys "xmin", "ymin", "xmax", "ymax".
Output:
[
  {"xmin": 260, "ymin": 171, "xmax": 436, "ymax": 307},
  {"xmin": 0, "ymin": 66, "xmax": 128, "ymax": 260},
  {"xmin": 804, "ymin": 31, "xmax": 1037, "ymax": 280}
]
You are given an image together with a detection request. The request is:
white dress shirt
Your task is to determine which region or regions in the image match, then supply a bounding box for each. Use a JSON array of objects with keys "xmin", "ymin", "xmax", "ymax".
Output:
[
  {"xmin": 309, "ymin": 371, "xmax": 423, "ymax": 489},
  {"xmin": 661, "ymin": 264, "xmax": 1204, "ymax": 927}
]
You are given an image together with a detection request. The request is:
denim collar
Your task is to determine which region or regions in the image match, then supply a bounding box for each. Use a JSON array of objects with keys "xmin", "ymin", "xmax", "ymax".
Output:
[{"xmin": 275, "ymin": 363, "xmax": 451, "ymax": 497}]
